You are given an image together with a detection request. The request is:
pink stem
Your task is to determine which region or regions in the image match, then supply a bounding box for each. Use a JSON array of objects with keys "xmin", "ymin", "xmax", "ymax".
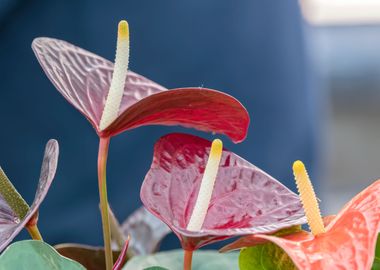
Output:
[
  {"xmin": 184, "ymin": 250, "xmax": 193, "ymax": 270},
  {"xmin": 113, "ymin": 238, "xmax": 130, "ymax": 270},
  {"xmin": 98, "ymin": 136, "xmax": 113, "ymax": 270}
]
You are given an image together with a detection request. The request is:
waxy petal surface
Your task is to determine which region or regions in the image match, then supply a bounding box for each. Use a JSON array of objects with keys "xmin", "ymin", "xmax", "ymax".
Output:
[
  {"xmin": 32, "ymin": 38, "xmax": 249, "ymax": 142},
  {"xmin": 140, "ymin": 133, "xmax": 306, "ymax": 250},
  {"xmin": 220, "ymin": 216, "xmax": 335, "ymax": 253},
  {"xmin": 103, "ymin": 88, "xmax": 249, "ymax": 142},
  {"xmin": 232, "ymin": 180, "xmax": 380, "ymax": 270},
  {"xmin": 32, "ymin": 38, "xmax": 166, "ymax": 131},
  {"xmin": 0, "ymin": 140, "xmax": 59, "ymax": 252}
]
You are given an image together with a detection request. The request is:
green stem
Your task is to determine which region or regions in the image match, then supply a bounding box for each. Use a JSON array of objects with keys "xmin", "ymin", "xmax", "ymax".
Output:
[
  {"xmin": 98, "ymin": 137, "xmax": 113, "ymax": 270},
  {"xmin": 26, "ymin": 224, "xmax": 43, "ymax": 240},
  {"xmin": 184, "ymin": 250, "xmax": 193, "ymax": 270}
]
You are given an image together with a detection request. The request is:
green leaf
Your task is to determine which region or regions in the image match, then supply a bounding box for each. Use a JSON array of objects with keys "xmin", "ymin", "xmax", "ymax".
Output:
[
  {"xmin": 239, "ymin": 226, "xmax": 301, "ymax": 270},
  {"xmin": 0, "ymin": 240, "xmax": 85, "ymax": 270},
  {"xmin": 239, "ymin": 242, "xmax": 296, "ymax": 270},
  {"xmin": 144, "ymin": 267, "xmax": 169, "ymax": 270},
  {"xmin": 372, "ymin": 234, "xmax": 380, "ymax": 270},
  {"xmin": 124, "ymin": 249, "xmax": 238, "ymax": 270}
]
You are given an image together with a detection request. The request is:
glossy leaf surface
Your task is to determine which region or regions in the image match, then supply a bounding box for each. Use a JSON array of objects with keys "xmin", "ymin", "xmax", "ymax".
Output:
[
  {"xmin": 238, "ymin": 226, "xmax": 300, "ymax": 270},
  {"xmin": 55, "ymin": 244, "xmax": 121, "ymax": 270},
  {"xmin": 0, "ymin": 240, "xmax": 84, "ymax": 270},
  {"xmin": 239, "ymin": 242, "xmax": 296, "ymax": 270},
  {"xmin": 32, "ymin": 38, "xmax": 249, "ymax": 142},
  {"xmin": 141, "ymin": 133, "xmax": 306, "ymax": 250},
  {"xmin": 234, "ymin": 180, "xmax": 380, "ymax": 270},
  {"xmin": 121, "ymin": 207, "xmax": 171, "ymax": 256},
  {"xmin": 123, "ymin": 249, "xmax": 238, "ymax": 270},
  {"xmin": 0, "ymin": 140, "xmax": 58, "ymax": 252}
]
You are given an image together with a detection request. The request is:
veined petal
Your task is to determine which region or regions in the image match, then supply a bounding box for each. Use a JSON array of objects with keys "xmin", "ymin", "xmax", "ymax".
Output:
[
  {"xmin": 32, "ymin": 38, "xmax": 166, "ymax": 132},
  {"xmin": 140, "ymin": 133, "xmax": 306, "ymax": 250},
  {"xmin": 0, "ymin": 140, "xmax": 59, "ymax": 252},
  {"xmin": 32, "ymin": 38, "xmax": 249, "ymax": 142},
  {"xmin": 102, "ymin": 88, "xmax": 249, "ymax": 143}
]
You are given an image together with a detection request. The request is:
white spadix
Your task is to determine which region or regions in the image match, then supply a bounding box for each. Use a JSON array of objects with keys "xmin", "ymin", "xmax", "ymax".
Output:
[
  {"xmin": 99, "ymin": 20, "xmax": 130, "ymax": 131},
  {"xmin": 187, "ymin": 139, "xmax": 223, "ymax": 231}
]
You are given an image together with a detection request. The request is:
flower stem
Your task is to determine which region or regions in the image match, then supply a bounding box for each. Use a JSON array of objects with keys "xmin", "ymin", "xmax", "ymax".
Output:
[
  {"xmin": 26, "ymin": 224, "xmax": 43, "ymax": 240},
  {"xmin": 184, "ymin": 250, "xmax": 193, "ymax": 270},
  {"xmin": 98, "ymin": 137, "xmax": 113, "ymax": 270}
]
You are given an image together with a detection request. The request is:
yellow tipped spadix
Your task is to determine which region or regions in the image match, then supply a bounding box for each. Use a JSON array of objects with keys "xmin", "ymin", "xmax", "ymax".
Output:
[
  {"xmin": 293, "ymin": 160, "xmax": 325, "ymax": 236},
  {"xmin": 118, "ymin": 20, "xmax": 129, "ymax": 39},
  {"xmin": 99, "ymin": 20, "xmax": 130, "ymax": 131},
  {"xmin": 187, "ymin": 139, "xmax": 223, "ymax": 231}
]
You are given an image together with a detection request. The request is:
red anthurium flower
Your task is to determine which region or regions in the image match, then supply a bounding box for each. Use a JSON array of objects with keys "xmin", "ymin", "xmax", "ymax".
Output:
[
  {"xmin": 221, "ymin": 162, "xmax": 380, "ymax": 270},
  {"xmin": 140, "ymin": 133, "xmax": 306, "ymax": 251},
  {"xmin": 0, "ymin": 140, "xmax": 59, "ymax": 252},
  {"xmin": 32, "ymin": 37, "xmax": 249, "ymax": 142}
]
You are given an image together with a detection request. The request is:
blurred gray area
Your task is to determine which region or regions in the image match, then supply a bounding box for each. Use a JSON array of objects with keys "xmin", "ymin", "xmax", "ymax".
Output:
[{"xmin": 310, "ymin": 25, "xmax": 380, "ymax": 214}]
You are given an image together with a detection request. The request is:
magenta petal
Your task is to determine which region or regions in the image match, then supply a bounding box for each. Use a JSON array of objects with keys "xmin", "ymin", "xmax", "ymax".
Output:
[
  {"xmin": 0, "ymin": 140, "xmax": 59, "ymax": 252},
  {"xmin": 32, "ymin": 38, "xmax": 166, "ymax": 132},
  {"xmin": 140, "ymin": 133, "xmax": 306, "ymax": 250},
  {"xmin": 102, "ymin": 88, "xmax": 250, "ymax": 143}
]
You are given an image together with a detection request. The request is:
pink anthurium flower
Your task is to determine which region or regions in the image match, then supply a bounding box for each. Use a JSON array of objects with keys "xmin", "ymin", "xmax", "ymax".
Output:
[
  {"xmin": 140, "ymin": 133, "xmax": 306, "ymax": 269},
  {"xmin": 0, "ymin": 140, "xmax": 59, "ymax": 252},
  {"xmin": 221, "ymin": 162, "xmax": 380, "ymax": 270},
  {"xmin": 32, "ymin": 20, "xmax": 249, "ymax": 270},
  {"xmin": 31, "ymin": 38, "xmax": 249, "ymax": 143}
]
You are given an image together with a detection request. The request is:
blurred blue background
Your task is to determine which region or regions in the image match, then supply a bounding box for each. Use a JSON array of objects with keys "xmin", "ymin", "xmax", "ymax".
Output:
[{"xmin": 0, "ymin": 0, "xmax": 319, "ymax": 248}]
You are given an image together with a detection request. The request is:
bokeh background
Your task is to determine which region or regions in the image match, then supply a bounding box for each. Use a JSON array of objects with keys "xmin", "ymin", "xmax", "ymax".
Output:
[{"xmin": 0, "ymin": 0, "xmax": 379, "ymax": 249}]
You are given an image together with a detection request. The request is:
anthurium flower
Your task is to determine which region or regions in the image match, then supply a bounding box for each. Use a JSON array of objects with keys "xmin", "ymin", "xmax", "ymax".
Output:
[
  {"xmin": 0, "ymin": 140, "xmax": 59, "ymax": 252},
  {"xmin": 140, "ymin": 133, "xmax": 306, "ymax": 252},
  {"xmin": 31, "ymin": 38, "xmax": 249, "ymax": 143},
  {"xmin": 222, "ymin": 161, "xmax": 380, "ymax": 270},
  {"xmin": 32, "ymin": 20, "xmax": 249, "ymax": 270}
]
